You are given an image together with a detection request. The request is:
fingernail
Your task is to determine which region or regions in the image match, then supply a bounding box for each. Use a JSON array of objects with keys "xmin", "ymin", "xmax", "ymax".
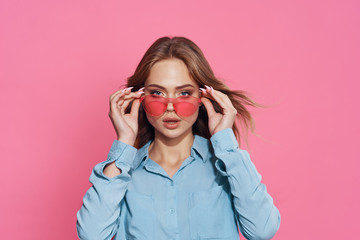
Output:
[
  {"xmin": 210, "ymin": 86, "xmax": 214, "ymax": 93},
  {"xmin": 205, "ymin": 85, "xmax": 211, "ymax": 91},
  {"xmin": 199, "ymin": 88, "xmax": 206, "ymax": 92},
  {"xmin": 138, "ymin": 87, "xmax": 145, "ymax": 91},
  {"xmin": 136, "ymin": 91, "xmax": 144, "ymax": 95},
  {"xmin": 126, "ymin": 87, "xmax": 134, "ymax": 91}
]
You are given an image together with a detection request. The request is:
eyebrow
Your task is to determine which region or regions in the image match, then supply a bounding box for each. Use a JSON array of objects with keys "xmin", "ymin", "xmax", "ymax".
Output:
[{"xmin": 145, "ymin": 84, "xmax": 196, "ymax": 90}]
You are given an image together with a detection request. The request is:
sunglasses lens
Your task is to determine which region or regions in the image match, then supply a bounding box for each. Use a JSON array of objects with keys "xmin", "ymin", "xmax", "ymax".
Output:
[
  {"xmin": 141, "ymin": 95, "xmax": 199, "ymax": 117},
  {"xmin": 174, "ymin": 97, "xmax": 199, "ymax": 116},
  {"xmin": 142, "ymin": 95, "xmax": 167, "ymax": 116}
]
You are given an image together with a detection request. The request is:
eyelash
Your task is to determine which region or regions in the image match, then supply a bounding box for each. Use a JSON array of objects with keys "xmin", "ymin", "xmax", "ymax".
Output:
[
  {"xmin": 149, "ymin": 90, "xmax": 193, "ymax": 97},
  {"xmin": 179, "ymin": 91, "xmax": 191, "ymax": 96},
  {"xmin": 150, "ymin": 90, "xmax": 163, "ymax": 95}
]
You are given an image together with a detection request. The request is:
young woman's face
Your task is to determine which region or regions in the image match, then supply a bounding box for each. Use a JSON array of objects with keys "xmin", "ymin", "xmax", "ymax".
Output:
[{"xmin": 143, "ymin": 58, "xmax": 200, "ymax": 140}]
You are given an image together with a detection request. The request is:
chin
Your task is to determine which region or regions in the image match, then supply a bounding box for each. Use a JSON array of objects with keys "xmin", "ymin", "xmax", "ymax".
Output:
[
  {"xmin": 148, "ymin": 119, "xmax": 195, "ymax": 140},
  {"xmin": 146, "ymin": 111, "xmax": 199, "ymax": 140},
  {"xmin": 155, "ymin": 124, "xmax": 193, "ymax": 140}
]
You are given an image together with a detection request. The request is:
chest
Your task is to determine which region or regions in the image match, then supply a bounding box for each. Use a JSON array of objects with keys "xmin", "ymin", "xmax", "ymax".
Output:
[
  {"xmin": 158, "ymin": 159, "xmax": 184, "ymax": 178},
  {"xmin": 118, "ymin": 163, "xmax": 238, "ymax": 240}
]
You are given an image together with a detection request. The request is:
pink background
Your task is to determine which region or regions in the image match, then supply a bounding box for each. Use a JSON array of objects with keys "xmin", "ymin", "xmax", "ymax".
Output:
[{"xmin": 1, "ymin": 0, "xmax": 359, "ymax": 239}]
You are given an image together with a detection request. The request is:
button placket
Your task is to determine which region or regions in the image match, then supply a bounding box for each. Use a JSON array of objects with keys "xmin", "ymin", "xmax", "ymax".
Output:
[
  {"xmin": 169, "ymin": 182, "xmax": 176, "ymax": 215},
  {"xmin": 167, "ymin": 179, "xmax": 179, "ymax": 238}
]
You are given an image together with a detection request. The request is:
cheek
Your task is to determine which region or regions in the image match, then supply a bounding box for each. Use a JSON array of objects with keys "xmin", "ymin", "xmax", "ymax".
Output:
[
  {"xmin": 180, "ymin": 109, "xmax": 200, "ymax": 124},
  {"xmin": 145, "ymin": 113, "xmax": 158, "ymax": 127},
  {"xmin": 144, "ymin": 112, "xmax": 173, "ymax": 129}
]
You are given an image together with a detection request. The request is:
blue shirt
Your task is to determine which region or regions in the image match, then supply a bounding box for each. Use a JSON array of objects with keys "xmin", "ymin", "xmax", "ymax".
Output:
[{"xmin": 77, "ymin": 128, "xmax": 280, "ymax": 240}]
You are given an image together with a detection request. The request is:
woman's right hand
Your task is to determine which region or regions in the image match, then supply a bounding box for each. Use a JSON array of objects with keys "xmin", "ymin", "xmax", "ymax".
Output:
[{"xmin": 108, "ymin": 87, "xmax": 144, "ymax": 146}]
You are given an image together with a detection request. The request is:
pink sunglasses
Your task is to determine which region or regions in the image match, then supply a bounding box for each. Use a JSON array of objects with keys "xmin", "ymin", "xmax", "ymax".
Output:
[{"xmin": 140, "ymin": 94, "xmax": 201, "ymax": 117}]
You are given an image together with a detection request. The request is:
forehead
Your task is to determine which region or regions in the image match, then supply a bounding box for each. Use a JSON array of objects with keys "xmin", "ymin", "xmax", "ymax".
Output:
[{"xmin": 145, "ymin": 58, "xmax": 198, "ymax": 88}]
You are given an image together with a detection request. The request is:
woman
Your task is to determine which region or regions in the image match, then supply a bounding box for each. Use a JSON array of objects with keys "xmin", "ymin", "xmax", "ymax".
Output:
[{"xmin": 77, "ymin": 37, "xmax": 280, "ymax": 240}]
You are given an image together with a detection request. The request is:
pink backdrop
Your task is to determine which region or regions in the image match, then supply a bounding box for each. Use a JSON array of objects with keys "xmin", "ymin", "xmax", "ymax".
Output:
[{"xmin": 1, "ymin": 0, "xmax": 359, "ymax": 239}]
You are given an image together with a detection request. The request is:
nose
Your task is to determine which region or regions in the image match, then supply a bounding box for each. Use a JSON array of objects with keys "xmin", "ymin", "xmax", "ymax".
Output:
[{"xmin": 166, "ymin": 102, "xmax": 175, "ymax": 112}]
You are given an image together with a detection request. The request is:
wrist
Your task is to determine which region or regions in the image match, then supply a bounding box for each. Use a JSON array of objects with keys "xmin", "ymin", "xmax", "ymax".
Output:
[{"xmin": 117, "ymin": 137, "xmax": 135, "ymax": 146}]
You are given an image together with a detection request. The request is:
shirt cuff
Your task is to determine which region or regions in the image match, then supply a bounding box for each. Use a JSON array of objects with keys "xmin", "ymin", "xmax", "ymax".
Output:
[
  {"xmin": 210, "ymin": 128, "xmax": 239, "ymax": 152},
  {"xmin": 92, "ymin": 140, "xmax": 137, "ymax": 180},
  {"xmin": 110, "ymin": 140, "xmax": 137, "ymax": 173},
  {"xmin": 107, "ymin": 140, "xmax": 137, "ymax": 165}
]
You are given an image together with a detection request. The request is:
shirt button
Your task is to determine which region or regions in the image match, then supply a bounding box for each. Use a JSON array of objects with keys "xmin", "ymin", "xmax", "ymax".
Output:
[{"xmin": 170, "ymin": 208, "xmax": 175, "ymax": 214}]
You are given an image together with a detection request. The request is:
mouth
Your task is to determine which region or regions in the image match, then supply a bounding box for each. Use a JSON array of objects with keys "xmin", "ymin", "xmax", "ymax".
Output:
[
  {"xmin": 162, "ymin": 117, "xmax": 181, "ymax": 129},
  {"xmin": 163, "ymin": 118, "xmax": 181, "ymax": 123}
]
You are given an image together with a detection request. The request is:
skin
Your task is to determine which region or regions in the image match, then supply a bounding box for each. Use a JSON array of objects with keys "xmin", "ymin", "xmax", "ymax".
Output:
[{"xmin": 104, "ymin": 58, "xmax": 237, "ymax": 178}]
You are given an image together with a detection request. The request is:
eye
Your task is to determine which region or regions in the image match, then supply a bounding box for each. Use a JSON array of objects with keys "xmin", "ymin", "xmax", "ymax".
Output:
[
  {"xmin": 150, "ymin": 90, "xmax": 163, "ymax": 96},
  {"xmin": 179, "ymin": 90, "xmax": 192, "ymax": 96}
]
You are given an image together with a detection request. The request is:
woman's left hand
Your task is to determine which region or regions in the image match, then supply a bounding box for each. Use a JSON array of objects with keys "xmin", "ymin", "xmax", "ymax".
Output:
[{"xmin": 200, "ymin": 85, "xmax": 237, "ymax": 136}]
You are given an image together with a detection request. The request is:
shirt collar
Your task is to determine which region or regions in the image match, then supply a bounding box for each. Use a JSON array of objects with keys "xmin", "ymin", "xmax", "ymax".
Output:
[
  {"xmin": 191, "ymin": 135, "xmax": 210, "ymax": 163},
  {"xmin": 132, "ymin": 140, "xmax": 152, "ymax": 170},
  {"xmin": 132, "ymin": 134, "xmax": 210, "ymax": 170}
]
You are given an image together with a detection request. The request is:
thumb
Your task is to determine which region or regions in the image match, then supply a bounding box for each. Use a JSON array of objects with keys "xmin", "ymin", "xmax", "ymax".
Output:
[
  {"xmin": 201, "ymin": 97, "xmax": 216, "ymax": 117},
  {"xmin": 130, "ymin": 98, "xmax": 141, "ymax": 118}
]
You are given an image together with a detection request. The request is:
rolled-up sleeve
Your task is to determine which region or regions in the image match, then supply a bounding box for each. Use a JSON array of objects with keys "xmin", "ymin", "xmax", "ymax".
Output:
[
  {"xmin": 76, "ymin": 140, "xmax": 137, "ymax": 240},
  {"xmin": 210, "ymin": 128, "xmax": 281, "ymax": 240}
]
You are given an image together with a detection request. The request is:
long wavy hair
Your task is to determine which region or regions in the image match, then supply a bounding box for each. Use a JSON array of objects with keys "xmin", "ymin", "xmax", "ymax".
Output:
[{"xmin": 125, "ymin": 36, "xmax": 261, "ymax": 149}]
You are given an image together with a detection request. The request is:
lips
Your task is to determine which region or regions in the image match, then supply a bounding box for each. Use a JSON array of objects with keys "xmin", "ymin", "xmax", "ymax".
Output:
[
  {"xmin": 163, "ymin": 117, "xmax": 180, "ymax": 123},
  {"xmin": 162, "ymin": 117, "xmax": 181, "ymax": 129}
]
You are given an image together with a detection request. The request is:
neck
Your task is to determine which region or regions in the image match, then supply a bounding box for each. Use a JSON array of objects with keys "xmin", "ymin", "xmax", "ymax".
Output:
[{"xmin": 149, "ymin": 130, "xmax": 194, "ymax": 164}]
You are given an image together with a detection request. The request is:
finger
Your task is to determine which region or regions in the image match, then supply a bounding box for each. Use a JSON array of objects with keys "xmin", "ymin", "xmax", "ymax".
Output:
[
  {"xmin": 201, "ymin": 97, "xmax": 217, "ymax": 117},
  {"xmin": 112, "ymin": 86, "xmax": 141, "ymax": 102},
  {"xmin": 200, "ymin": 88, "xmax": 214, "ymax": 101},
  {"xmin": 117, "ymin": 86, "xmax": 143, "ymax": 100},
  {"xmin": 210, "ymin": 89, "xmax": 237, "ymax": 115},
  {"xmin": 123, "ymin": 86, "xmax": 134, "ymax": 95},
  {"xmin": 205, "ymin": 86, "xmax": 227, "ymax": 111},
  {"xmin": 116, "ymin": 90, "xmax": 144, "ymax": 109},
  {"xmin": 122, "ymin": 91, "xmax": 144, "ymax": 100},
  {"xmin": 110, "ymin": 87, "xmax": 128, "ymax": 101},
  {"xmin": 111, "ymin": 91, "xmax": 126, "ymax": 110},
  {"xmin": 206, "ymin": 86, "xmax": 236, "ymax": 114},
  {"xmin": 212, "ymin": 88, "xmax": 234, "ymax": 106},
  {"xmin": 130, "ymin": 98, "xmax": 141, "ymax": 118},
  {"xmin": 112, "ymin": 87, "xmax": 126, "ymax": 96},
  {"xmin": 110, "ymin": 87, "xmax": 143, "ymax": 115},
  {"xmin": 110, "ymin": 86, "xmax": 136, "ymax": 101},
  {"xmin": 110, "ymin": 89, "xmax": 124, "ymax": 107},
  {"xmin": 120, "ymin": 98, "xmax": 135, "ymax": 115},
  {"xmin": 111, "ymin": 90, "xmax": 130, "ymax": 112}
]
